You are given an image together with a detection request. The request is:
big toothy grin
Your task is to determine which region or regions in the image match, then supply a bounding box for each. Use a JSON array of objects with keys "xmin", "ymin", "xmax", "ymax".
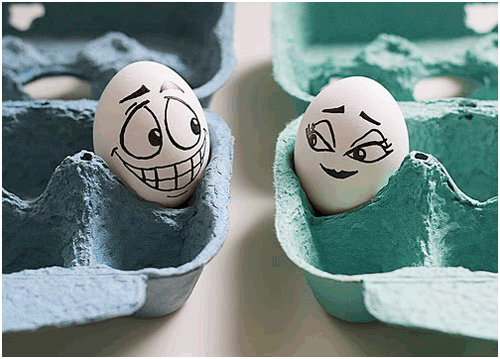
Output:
[{"xmin": 111, "ymin": 135, "xmax": 207, "ymax": 193}]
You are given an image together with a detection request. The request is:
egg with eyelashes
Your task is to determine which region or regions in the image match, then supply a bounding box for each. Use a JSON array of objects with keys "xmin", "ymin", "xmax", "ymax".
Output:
[
  {"xmin": 93, "ymin": 61, "xmax": 210, "ymax": 207},
  {"xmin": 294, "ymin": 76, "xmax": 409, "ymax": 215}
]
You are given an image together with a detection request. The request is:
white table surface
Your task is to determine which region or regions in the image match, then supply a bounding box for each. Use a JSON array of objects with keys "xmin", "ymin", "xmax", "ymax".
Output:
[{"xmin": 3, "ymin": 2, "xmax": 498, "ymax": 356}]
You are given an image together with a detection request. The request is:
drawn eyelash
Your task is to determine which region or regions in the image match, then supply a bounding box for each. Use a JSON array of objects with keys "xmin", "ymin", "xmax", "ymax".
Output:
[
  {"xmin": 305, "ymin": 120, "xmax": 335, "ymax": 153},
  {"xmin": 125, "ymin": 101, "xmax": 138, "ymax": 116}
]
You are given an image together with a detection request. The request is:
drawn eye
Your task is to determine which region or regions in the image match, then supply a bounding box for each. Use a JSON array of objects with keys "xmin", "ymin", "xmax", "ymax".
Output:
[
  {"xmin": 306, "ymin": 120, "xmax": 335, "ymax": 152},
  {"xmin": 120, "ymin": 101, "xmax": 162, "ymax": 160},
  {"xmin": 165, "ymin": 97, "xmax": 202, "ymax": 150},
  {"xmin": 345, "ymin": 129, "xmax": 393, "ymax": 163}
]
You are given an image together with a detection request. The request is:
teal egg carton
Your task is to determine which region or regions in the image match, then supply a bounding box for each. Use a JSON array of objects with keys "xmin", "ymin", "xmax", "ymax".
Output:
[
  {"xmin": 272, "ymin": 3, "xmax": 498, "ymax": 341},
  {"xmin": 272, "ymin": 3, "xmax": 498, "ymax": 112}
]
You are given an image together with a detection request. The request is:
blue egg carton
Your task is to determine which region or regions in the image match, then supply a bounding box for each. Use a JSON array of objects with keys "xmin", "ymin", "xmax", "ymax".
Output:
[
  {"xmin": 272, "ymin": 3, "xmax": 498, "ymax": 341},
  {"xmin": 2, "ymin": 100, "xmax": 233, "ymax": 333},
  {"xmin": 2, "ymin": 3, "xmax": 235, "ymax": 333},
  {"xmin": 2, "ymin": 2, "xmax": 235, "ymax": 107}
]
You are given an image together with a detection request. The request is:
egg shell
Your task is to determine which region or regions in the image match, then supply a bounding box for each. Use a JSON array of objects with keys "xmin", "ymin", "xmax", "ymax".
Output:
[
  {"xmin": 93, "ymin": 61, "xmax": 210, "ymax": 207},
  {"xmin": 294, "ymin": 76, "xmax": 409, "ymax": 215}
]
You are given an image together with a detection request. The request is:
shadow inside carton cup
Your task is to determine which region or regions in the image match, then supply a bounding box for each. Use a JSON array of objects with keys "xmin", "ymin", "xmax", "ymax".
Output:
[{"xmin": 229, "ymin": 62, "xmax": 297, "ymax": 195}]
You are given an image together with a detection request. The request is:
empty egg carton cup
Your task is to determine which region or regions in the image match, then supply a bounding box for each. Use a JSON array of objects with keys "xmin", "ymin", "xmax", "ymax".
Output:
[
  {"xmin": 2, "ymin": 3, "xmax": 235, "ymax": 333},
  {"xmin": 272, "ymin": 3, "xmax": 498, "ymax": 113},
  {"xmin": 2, "ymin": 2, "xmax": 235, "ymax": 107},
  {"xmin": 3, "ymin": 100, "xmax": 233, "ymax": 332},
  {"xmin": 272, "ymin": 3, "xmax": 498, "ymax": 341}
]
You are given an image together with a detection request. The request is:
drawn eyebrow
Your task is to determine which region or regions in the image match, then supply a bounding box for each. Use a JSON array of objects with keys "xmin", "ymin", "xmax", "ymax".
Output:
[
  {"xmin": 322, "ymin": 105, "xmax": 345, "ymax": 114},
  {"xmin": 160, "ymin": 80, "xmax": 185, "ymax": 94},
  {"xmin": 359, "ymin": 111, "xmax": 381, "ymax": 126},
  {"xmin": 119, "ymin": 85, "xmax": 151, "ymax": 104}
]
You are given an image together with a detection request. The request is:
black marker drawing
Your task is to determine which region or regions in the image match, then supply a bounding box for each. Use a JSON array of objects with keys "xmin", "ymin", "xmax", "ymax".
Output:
[
  {"xmin": 125, "ymin": 101, "xmax": 138, "ymax": 116},
  {"xmin": 320, "ymin": 164, "xmax": 358, "ymax": 179},
  {"xmin": 167, "ymin": 190, "xmax": 189, "ymax": 198},
  {"xmin": 306, "ymin": 120, "xmax": 335, "ymax": 152},
  {"xmin": 119, "ymin": 85, "xmax": 151, "ymax": 104},
  {"xmin": 119, "ymin": 99, "xmax": 163, "ymax": 160},
  {"xmin": 112, "ymin": 86, "xmax": 207, "ymax": 194},
  {"xmin": 359, "ymin": 111, "xmax": 381, "ymax": 126},
  {"xmin": 344, "ymin": 128, "xmax": 393, "ymax": 163},
  {"xmin": 322, "ymin": 105, "xmax": 345, "ymax": 114},
  {"xmin": 111, "ymin": 131, "xmax": 207, "ymax": 193},
  {"xmin": 164, "ymin": 96, "xmax": 202, "ymax": 151},
  {"xmin": 308, "ymin": 106, "xmax": 394, "ymax": 181}
]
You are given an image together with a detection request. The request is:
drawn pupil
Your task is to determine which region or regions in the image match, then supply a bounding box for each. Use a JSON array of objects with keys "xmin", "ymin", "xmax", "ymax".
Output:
[
  {"xmin": 354, "ymin": 147, "xmax": 366, "ymax": 160},
  {"xmin": 190, "ymin": 118, "xmax": 200, "ymax": 135},
  {"xmin": 309, "ymin": 133, "xmax": 317, "ymax": 147},
  {"xmin": 148, "ymin": 129, "xmax": 162, "ymax": 147}
]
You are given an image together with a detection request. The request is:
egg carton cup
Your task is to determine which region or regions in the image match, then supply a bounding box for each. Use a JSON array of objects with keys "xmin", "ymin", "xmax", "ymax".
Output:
[
  {"xmin": 272, "ymin": 2, "xmax": 498, "ymax": 113},
  {"xmin": 2, "ymin": 2, "xmax": 235, "ymax": 107},
  {"xmin": 2, "ymin": 100, "xmax": 233, "ymax": 333},
  {"xmin": 273, "ymin": 98, "xmax": 498, "ymax": 341}
]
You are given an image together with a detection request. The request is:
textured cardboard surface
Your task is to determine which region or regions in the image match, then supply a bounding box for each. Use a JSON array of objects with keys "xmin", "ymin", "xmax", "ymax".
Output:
[
  {"xmin": 2, "ymin": 3, "xmax": 235, "ymax": 107},
  {"xmin": 271, "ymin": 3, "xmax": 498, "ymax": 340},
  {"xmin": 272, "ymin": 3, "xmax": 498, "ymax": 112},
  {"xmin": 2, "ymin": 3, "xmax": 235, "ymax": 333},
  {"xmin": 2, "ymin": 102, "xmax": 233, "ymax": 333},
  {"xmin": 273, "ymin": 100, "xmax": 498, "ymax": 340}
]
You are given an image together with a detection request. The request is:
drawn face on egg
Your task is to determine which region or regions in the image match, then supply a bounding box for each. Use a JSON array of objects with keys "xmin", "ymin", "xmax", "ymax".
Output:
[
  {"xmin": 93, "ymin": 61, "xmax": 210, "ymax": 207},
  {"xmin": 294, "ymin": 76, "xmax": 409, "ymax": 215}
]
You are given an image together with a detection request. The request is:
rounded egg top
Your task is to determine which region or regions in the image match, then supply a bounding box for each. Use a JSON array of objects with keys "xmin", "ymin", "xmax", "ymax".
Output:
[
  {"xmin": 93, "ymin": 61, "xmax": 210, "ymax": 207},
  {"xmin": 294, "ymin": 76, "xmax": 409, "ymax": 215}
]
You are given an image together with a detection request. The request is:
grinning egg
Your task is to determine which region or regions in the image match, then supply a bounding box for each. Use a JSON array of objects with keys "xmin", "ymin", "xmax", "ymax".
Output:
[
  {"xmin": 294, "ymin": 76, "xmax": 409, "ymax": 215},
  {"xmin": 93, "ymin": 61, "xmax": 210, "ymax": 207}
]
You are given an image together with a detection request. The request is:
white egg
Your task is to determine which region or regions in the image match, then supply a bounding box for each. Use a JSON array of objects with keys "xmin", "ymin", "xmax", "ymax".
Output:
[
  {"xmin": 294, "ymin": 76, "xmax": 409, "ymax": 215},
  {"xmin": 93, "ymin": 61, "xmax": 210, "ymax": 207}
]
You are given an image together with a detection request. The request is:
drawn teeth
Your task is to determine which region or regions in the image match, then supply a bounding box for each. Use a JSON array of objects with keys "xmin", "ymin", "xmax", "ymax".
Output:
[
  {"xmin": 201, "ymin": 141, "xmax": 207, "ymax": 159},
  {"xmin": 157, "ymin": 166, "xmax": 175, "ymax": 179},
  {"xmin": 144, "ymin": 169, "xmax": 155, "ymax": 180},
  {"xmin": 177, "ymin": 172, "xmax": 191, "ymax": 189},
  {"xmin": 193, "ymin": 162, "xmax": 201, "ymax": 177},
  {"xmin": 154, "ymin": 168, "xmax": 160, "ymax": 189},
  {"xmin": 176, "ymin": 161, "xmax": 191, "ymax": 176},
  {"xmin": 125, "ymin": 163, "xmax": 143, "ymax": 179},
  {"xmin": 193, "ymin": 152, "xmax": 201, "ymax": 166},
  {"xmin": 118, "ymin": 134, "xmax": 207, "ymax": 192}
]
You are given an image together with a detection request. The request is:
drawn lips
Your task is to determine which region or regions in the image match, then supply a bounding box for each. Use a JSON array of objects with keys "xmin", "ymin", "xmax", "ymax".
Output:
[
  {"xmin": 320, "ymin": 163, "xmax": 358, "ymax": 179},
  {"xmin": 112, "ymin": 135, "xmax": 207, "ymax": 192}
]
